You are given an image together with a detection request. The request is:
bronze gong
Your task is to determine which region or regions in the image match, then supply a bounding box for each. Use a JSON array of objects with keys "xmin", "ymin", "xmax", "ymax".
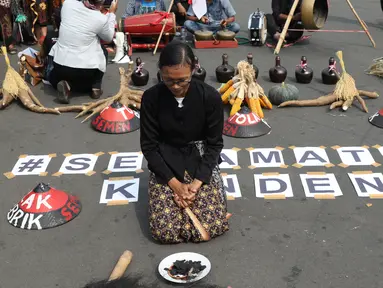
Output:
[{"xmin": 301, "ymin": 0, "xmax": 329, "ymax": 30}]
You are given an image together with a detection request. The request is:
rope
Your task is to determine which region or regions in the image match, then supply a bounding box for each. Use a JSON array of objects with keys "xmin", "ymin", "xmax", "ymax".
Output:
[
  {"xmin": 329, "ymin": 60, "xmax": 337, "ymax": 72},
  {"xmin": 287, "ymin": 29, "xmax": 365, "ymax": 33},
  {"xmin": 235, "ymin": 36, "xmax": 250, "ymax": 45},
  {"xmin": 296, "ymin": 60, "xmax": 307, "ymax": 69},
  {"xmin": 135, "ymin": 62, "xmax": 145, "ymax": 73}
]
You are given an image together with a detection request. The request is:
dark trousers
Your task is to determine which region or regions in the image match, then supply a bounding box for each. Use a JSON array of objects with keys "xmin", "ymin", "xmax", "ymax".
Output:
[
  {"xmin": 265, "ymin": 13, "xmax": 304, "ymax": 42},
  {"xmin": 171, "ymin": 1, "xmax": 190, "ymax": 26},
  {"xmin": 49, "ymin": 45, "xmax": 108, "ymax": 92}
]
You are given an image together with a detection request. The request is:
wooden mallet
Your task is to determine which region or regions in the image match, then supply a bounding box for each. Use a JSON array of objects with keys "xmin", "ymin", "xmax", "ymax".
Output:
[
  {"xmin": 108, "ymin": 250, "xmax": 133, "ymax": 281},
  {"xmin": 345, "ymin": 0, "xmax": 376, "ymax": 48},
  {"xmin": 185, "ymin": 207, "xmax": 211, "ymax": 241},
  {"xmin": 274, "ymin": 0, "xmax": 300, "ymax": 55},
  {"xmin": 153, "ymin": 0, "xmax": 175, "ymax": 55}
]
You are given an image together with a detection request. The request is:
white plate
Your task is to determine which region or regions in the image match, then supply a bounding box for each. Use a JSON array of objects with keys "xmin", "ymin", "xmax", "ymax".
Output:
[{"xmin": 158, "ymin": 252, "xmax": 211, "ymax": 284}]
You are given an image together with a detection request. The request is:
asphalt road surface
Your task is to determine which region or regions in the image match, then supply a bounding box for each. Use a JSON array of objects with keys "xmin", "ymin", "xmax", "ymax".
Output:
[{"xmin": 1, "ymin": 0, "xmax": 383, "ymax": 287}]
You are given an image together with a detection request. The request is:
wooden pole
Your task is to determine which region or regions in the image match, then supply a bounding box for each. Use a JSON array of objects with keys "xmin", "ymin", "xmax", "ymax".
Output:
[
  {"xmin": 108, "ymin": 250, "xmax": 133, "ymax": 281},
  {"xmin": 153, "ymin": 0, "xmax": 175, "ymax": 55},
  {"xmin": 185, "ymin": 207, "xmax": 210, "ymax": 241},
  {"xmin": 344, "ymin": 0, "xmax": 376, "ymax": 48},
  {"xmin": 273, "ymin": 0, "xmax": 300, "ymax": 55}
]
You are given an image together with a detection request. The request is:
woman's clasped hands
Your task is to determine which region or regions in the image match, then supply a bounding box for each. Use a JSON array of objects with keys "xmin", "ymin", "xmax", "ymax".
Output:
[{"xmin": 168, "ymin": 178, "xmax": 203, "ymax": 208}]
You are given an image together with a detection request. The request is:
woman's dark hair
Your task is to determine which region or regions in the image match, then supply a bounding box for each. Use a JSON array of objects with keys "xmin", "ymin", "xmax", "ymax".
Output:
[
  {"xmin": 158, "ymin": 41, "xmax": 197, "ymax": 71},
  {"xmin": 88, "ymin": 0, "xmax": 105, "ymax": 6},
  {"xmin": 82, "ymin": 275, "xmax": 225, "ymax": 288}
]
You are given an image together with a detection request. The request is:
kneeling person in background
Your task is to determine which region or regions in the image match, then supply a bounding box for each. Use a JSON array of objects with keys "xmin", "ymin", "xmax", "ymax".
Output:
[
  {"xmin": 48, "ymin": 0, "xmax": 118, "ymax": 104},
  {"xmin": 266, "ymin": 0, "xmax": 304, "ymax": 43}
]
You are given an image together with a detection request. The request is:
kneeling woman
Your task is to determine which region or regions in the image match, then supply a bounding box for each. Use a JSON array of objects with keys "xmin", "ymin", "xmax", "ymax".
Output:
[
  {"xmin": 48, "ymin": 0, "xmax": 118, "ymax": 104},
  {"xmin": 140, "ymin": 42, "xmax": 229, "ymax": 244}
]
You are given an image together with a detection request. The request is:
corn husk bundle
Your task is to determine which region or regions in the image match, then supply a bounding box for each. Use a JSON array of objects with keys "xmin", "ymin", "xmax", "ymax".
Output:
[
  {"xmin": 365, "ymin": 57, "xmax": 383, "ymax": 78},
  {"xmin": 279, "ymin": 50, "xmax": 379, "ymax": 112},
  {"xmin": 219, "ymin": 60, "xmax": 272, "ymax": 118},
  {"xmin": 0, "ymin": 46, "xmax": 59, "ymax": 114},
  {"xmin": 54, "ymin": 63, "xmax": 143, "ymax": 122}
]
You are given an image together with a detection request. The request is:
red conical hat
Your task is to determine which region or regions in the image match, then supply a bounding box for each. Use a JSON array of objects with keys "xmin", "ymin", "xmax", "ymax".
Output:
[
  {"xmin": 223, "ymin": 106, "xmax": 271, "ymax": 138},
  {"xmin": 91, "ymin": 101, "xmax": 140, "ymax": 134},
  {"xmin": 368, "ymin": 108, "xmax": 383, "ymax": 129},
  {"xmin": 6, "ymin": 183, "xmax": 82, "ymax": 230}
]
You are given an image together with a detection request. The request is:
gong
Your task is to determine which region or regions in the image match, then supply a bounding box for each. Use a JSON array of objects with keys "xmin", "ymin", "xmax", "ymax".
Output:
[
  {"xmin": 260, "ymin": 15, "xmax": 267, "ymax": 45},
  {"xmin": 301, "ymin": 0, "xmax": 329, "ymax": 30}
]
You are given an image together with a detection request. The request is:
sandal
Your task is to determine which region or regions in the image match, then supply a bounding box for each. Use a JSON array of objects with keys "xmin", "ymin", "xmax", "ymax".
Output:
[{"xmin": 7, "ymin": 45, "xmax": 17, "ymax": 55}]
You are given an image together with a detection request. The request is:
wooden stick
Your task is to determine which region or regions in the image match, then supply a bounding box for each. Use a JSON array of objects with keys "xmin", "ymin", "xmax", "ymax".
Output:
[
  {"xmin": 345, "ymin": 0, "xmax": 376, "ymax": 48},
  {"xmin": 287, "ymin": 29, "xmax": 365, "ymax": 33},
  {"xmin": 185, "ymin": 207, "xmax": 211, "ymax": 241},
  {"xmin": 274, "ymin": 0, "xmax": 300, "ymax": 55},
  {"xmin": 153, "ymin": 0, "xmax": 174, "ymax": 55},
  {"xmin": 108, "ymin": 250, "xmax": 133, "ymax": 281}
]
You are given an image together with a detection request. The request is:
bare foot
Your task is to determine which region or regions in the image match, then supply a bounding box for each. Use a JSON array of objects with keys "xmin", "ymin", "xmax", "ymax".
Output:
[{"xmin": 226, "ymin": 213, "xmax": 232, "ymax": 220}]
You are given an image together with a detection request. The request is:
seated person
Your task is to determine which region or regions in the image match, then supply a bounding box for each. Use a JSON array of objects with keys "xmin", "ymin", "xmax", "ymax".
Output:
[
  {"xmin": 266, "ymin": 0, "xmax": 304, "ymax": 43},
  {"xmin": 140, "ymin": 41, "xmax": 230, "ymax": 244},
  {"xmin": 48, "ymin": 0, "xmax": 118, "ymax": 104},
  {"xmin": 171, "ymin": 0, "xmax": 190, "ymax": 26},
  {"xmin": 122, "ymin": 0, "xmax": 166, "ymax": 18},
  {"xmin": 184, "ymin": 0, "xmax": 240, "ymax": 34}
]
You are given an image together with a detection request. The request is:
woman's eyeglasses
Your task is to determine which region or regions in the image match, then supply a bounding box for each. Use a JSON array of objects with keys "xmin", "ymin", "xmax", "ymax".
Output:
[{"xmin": 162, "ymin": 76, "xmax": 192, "ymax": 87}]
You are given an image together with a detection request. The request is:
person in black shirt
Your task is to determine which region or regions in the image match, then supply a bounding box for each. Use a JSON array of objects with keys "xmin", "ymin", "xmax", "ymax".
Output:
[
  {"xmin": 171, "ymin": 0, "xmax": 190, "ymax": 26},
  {"xmin": 266, "ymin": 0, "xmax": 304, "ymax": 43},
  {"xmin": 140, "ymin": 41, "xmax": 230, "ymax": 244}
]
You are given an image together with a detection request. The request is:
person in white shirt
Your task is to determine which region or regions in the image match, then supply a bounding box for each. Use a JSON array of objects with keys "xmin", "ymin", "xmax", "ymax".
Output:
[{"xmin": 48, "ymin": 0, "xmax": 118, "ymax": 104}]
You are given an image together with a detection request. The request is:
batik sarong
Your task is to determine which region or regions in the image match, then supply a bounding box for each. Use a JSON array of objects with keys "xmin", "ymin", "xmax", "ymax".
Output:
[
  {"xmin": 0, "ymin": 3, "xmax": 15, "ymax": 46},
  {"xmin": 148, "ymin": 141, "xmax": 229, "ymax": 244}
]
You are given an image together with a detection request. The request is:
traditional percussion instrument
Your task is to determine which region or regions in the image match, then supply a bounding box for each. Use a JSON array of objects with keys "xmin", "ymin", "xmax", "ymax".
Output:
[
  {"xmin": 216, "ymin": 29, "xmax": 236, "ymax": 41},
  {"xmin": 301, "ymin": 0, "xmax": 329, "ymax": 30},
  {"xmin": 194, "ymin": 30, "xmax": 214, "ymax": 41},
  {"xmin": 248, "ymin": 9, "xmax": 267, "ymax": 46},
  {"xmin": 118, "ymin": 12, "xmax": 176, "ymax": 55},
  {"xmin": 119, "ymin": 12, "xmax": 176, "ymax": 37}
]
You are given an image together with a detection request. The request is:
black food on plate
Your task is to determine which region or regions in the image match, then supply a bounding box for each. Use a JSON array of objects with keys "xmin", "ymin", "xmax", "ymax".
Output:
[{"xmin": 165, "ymin": 260, "xmax": 206, "ymax": 280}]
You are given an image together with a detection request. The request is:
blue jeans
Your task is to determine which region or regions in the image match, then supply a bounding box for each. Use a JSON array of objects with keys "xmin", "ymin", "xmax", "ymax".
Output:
[{"xmin": 184, "ymin": 20, "xmax": 240, "ymax": 34}]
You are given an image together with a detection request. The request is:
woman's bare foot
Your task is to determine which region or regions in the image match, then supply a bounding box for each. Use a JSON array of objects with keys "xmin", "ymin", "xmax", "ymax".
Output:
[{"xmin": 226, "ymin": 213, "xmax": 232, "ymax": 220}]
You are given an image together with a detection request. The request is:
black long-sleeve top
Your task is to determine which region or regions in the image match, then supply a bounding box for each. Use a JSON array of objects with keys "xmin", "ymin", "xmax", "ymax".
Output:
[
  {"xmin": 272, "ymin": 0, "xmax": 301, "ymax": 24},
  {"xmin": 140, "ymin": 79, "xmax": 224, "ymax": 185}
]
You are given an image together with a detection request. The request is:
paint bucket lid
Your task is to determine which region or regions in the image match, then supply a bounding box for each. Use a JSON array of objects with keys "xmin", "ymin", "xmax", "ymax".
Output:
[
  {"xmin": 91, "ymin": 101, "xmax": 140, "ymax": 134},
  {"xmin": 223, "ymin": 105, "xmax": 271, "ymax": 138},
  {"xmin": 7, "ymin": 183, "xmax": 82, "ymax": 230},
  {"xmin": 368, "ymin": 108, "xmax": 383, "ymax": 129}
]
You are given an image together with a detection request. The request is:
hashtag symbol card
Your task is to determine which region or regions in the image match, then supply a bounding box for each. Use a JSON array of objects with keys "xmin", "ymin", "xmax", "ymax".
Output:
[{"xmin": 4, "ymin": 155, "xmax": 54, "ymax": 178}]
